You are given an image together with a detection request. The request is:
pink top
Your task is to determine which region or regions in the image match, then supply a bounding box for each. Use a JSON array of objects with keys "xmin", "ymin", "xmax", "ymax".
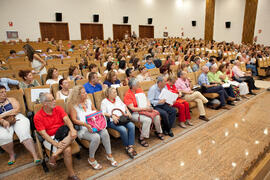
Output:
[
  {"xmin": 175, "ymin": 78, "xmax": 191, "ymax": 92},
  {"xmin": 232, "ymin": 65, "xmax": 244, "ymax": 78}
]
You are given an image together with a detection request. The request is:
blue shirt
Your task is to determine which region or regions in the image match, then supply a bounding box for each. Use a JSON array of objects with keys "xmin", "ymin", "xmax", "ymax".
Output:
[
  {"xmin": 198, "ymin": 73, "xmax": 210, "ymax": 86},
  {"xmin": 0, "ymin": 78, "xmax": 19, "ymax": 91},
  {"xmin": 103, "ymin": 80, "xmax": 121, "ymax": 88},
  {"xmin": 148, "ymin": 84, "xmax": 164, "ymax": 106},
  {"xmin": 83, "ymin": 82, "xmax": 102, "ymax": 94},
  {"xmin": 205, "ymin": 62, "xmax": 212, "ymax": 68},
  {"xmin": 144, "ymin": 62, "xmax": 156, "ymax": 69},
  {"xmin": 192, "ymin": 64, "xmax": 199, "ymax": 72}
]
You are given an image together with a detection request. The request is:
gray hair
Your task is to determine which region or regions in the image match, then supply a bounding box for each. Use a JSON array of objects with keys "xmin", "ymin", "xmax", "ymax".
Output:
[
  {"xmin": 156, "ymin": 76, "xmax": 164, "ymax": 84},
  {"xmin": 128, "ymin": 78, "xmax": 138, "ymax": 89},
  {"xmin": 39, "ymin": 92, "xmax": 50, "ymax": 103}
]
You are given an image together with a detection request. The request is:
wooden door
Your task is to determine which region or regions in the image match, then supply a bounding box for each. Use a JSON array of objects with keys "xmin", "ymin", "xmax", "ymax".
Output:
[
  {"xmin": 39, "ymin": 22, "xmax": 70, "ymax": 41},
  {"xmin": 113, "ymin": 24, "xmax": 131, "ymax": 40},
  {"xmin": 139, "ymin": 25, "xmax": 154, "ymax": 38},
  {"xmin": 80, "ymin": 23, "xmax": 104, "ymax": 40}
]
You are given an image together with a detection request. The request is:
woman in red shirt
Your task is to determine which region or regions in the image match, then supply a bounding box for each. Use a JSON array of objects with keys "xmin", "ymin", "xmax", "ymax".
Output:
[{"xmin": 166, "ymin": 76, "xmax": 192, "ymax": 128}]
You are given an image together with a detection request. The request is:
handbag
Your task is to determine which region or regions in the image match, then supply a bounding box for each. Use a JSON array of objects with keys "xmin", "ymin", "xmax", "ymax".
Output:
[
  {"xmin": 85, "ymin": 111, "xmax": 107, "ymax": 132},
  {"xmin": 138, "ymin": 109, "xmax": 160, "ymax": 121},
  {"xmin": 111, "ymin": 108, "xmax": 131, "ymax": 126},
  {"xmin": 50, "ymin": 125, "xmax": 70, "ymax": 156}
]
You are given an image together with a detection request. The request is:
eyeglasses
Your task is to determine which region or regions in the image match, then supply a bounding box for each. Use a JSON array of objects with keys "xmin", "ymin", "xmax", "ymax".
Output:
[{"xmin": 45, "ymin": 98, "xmax": 55, "ymax": 103}]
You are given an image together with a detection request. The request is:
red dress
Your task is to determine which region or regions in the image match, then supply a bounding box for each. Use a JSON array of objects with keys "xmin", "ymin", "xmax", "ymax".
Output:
[{"xmin": 166, "ymin": 84, "xmax": 191, "ymax": 122}]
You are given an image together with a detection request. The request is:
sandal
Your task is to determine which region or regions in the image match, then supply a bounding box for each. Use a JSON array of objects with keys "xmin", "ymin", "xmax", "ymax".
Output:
[
  {"xmin": 155, "ymin": 132, "xmax": 164, "ymax": 140},
  {"xmin": 106, "ymin": 155, "xmax": 118, "ymax": 167},
  {"xmin": 138, "ymin": 138, "xmax": 149, "ymax": 147},
  {"xmin": 126, "ymin": 147, "xmax": 135, "ymax": 159},
  {"xmin": 8, "ymin": 154, "xmax": 16, "ymax": 165},
  {"xmin": 88, "ymin": 159, "xmax": 102, "ymax": 170},
  {"xmin": 34, "ymin": 159, "xmax": 41, "ymax": 164},
  {"xmin": 48, "ymin": 156, "xmax": 57, "ymax": 167}
]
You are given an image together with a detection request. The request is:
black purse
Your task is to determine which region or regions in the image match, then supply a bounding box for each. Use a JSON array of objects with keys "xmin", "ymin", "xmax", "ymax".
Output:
[
  {"xmin": 111, "ymin": 108, "xmax": 130, "ymax": 126},
  {"xmin": 50, "ymin": 125, "xmax": 70, "ymax": 156}
]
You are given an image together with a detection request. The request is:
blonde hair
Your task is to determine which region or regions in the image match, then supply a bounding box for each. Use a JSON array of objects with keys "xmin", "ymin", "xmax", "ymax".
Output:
[
  {"xmin": 167, "ymin": 75, "xmax": 177, "ymax": 82},
  {"xmin": 67, "ymin": 85, "xmax": 85, "ymax": 108},
  {"xmin": 104, "ymin": 87, "xmax": 116, "ymax": 98}
]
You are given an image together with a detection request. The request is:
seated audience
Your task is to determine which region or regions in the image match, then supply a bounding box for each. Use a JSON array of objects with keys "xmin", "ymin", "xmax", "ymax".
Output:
[
  {"xmin": 136, "ymin": 66, "xmax": 152, "ymax": 82},
  {"xmin": 124, "ymin": 78, "xmax": 164, "ymax": 147},
  {"xmin": 144, "ymin": 55, "xmax": 156, "ymax": 69},
  {"xmin": 166, "ymin": 76, "xmax": 192, "ymax": 128},
  {"xmin": 118, "ymin": 60, "xmax": 127, "ymax": 74},
  {"xmin": 56, "ymin": 78, "xmax": 72, "ymax": 101},
  {"xmin": 104, "ymin": 62, "xmax": 117, "ymax": 74},
  {"xmin": 67, "ymin": 66, "xmax": 84, "ymax": 82},
  {"xmin": 232, "ymin": 60, "xmax": 259, "ymax": 95},
  {"xmin": 103, "ymin": 71, "xmax": 121, "ymax": 88},
  {"xmin": 0, "ymin": 78, "xmax": 19, "ymax": 91},
  {"xmin": 6, "ymin": 50, "xmax": 18, "ymax": 60},
  {"xmin": 34, "ymin": 93, "xmax": 79, "ymax": 180},
  {"xmin": 68, "ymin": 85, "xmax": 117, "ymax": 170},
  {"xmin": 18, "ymin": 70, "xmax": 40, "ymax": 89},
  {"xmin": 148, "ymin": 76, "xmax": 176, "ymax": 137},
  {"xmin": 84, "ymin": 72, "xmax": 104, "ymax": 94},
  {"xmin": 46, "ymin": 68, "xmax": 63, "ymax": 85},
  {"xmin": 198, "ymin": 66, "xmax": 235, "ymax": 109},
  {"xmin": 87, "ymin": 63, "xmax": 101, "ymax": 78},
  {"xmin": 0, "ymin": 85, "xmax": 40, "ymax": 165},
  {"xmin": 175, "ymin": 71, "xmax": 209, "ymax": 121},
  {"xmin": 101, "ymin": 87, "xmax": 137, "ymax": 158}
]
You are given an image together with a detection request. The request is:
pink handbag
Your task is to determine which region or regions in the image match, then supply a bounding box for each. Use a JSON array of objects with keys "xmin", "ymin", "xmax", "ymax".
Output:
[{"xmin": 85, "ymin": 111, "xmax": 107, "ymax": 132}]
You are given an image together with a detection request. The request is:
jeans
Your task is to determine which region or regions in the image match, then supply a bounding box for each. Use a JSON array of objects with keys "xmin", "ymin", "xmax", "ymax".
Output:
[
  {"xmin": 107, "ymin": 121, "xmax": 135, "ymax": 147},
  {"xmin": 224, "ymin": 86, "xmax": 235, "ymax": 98},
  {"xmin": 154, "ymin": 103, "xmax": 177, "ymax": 132},
  {"xmin": 203, "ymin": 86, "xmax": 229, "ymax": 106},
  {"xmin": 246, "ymin": 64, "xmax": 258, "ymax": 76}
]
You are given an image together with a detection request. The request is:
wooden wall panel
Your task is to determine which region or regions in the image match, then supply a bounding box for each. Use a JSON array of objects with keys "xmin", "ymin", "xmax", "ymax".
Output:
[
  {"xmin": 242, "ymin": 0, "xmax": 258, "ymax": 44},
  {"xmin": 139, "ymin": 25, "xmax": 154, "ymax": 38},
  {"xmin": 39, "ymin": 22, "xmax": 70, "ymax": 41},
  {"xmin": 113, "ymin": 24, "xmax": 131, "ymax": 40},
  {"xmin": 204, "ymin": 0, "xmax": 215, "ymax": 41},
  {"xmin": 80, "ymin": 24, "xmax": 104, "ymax": 40}
]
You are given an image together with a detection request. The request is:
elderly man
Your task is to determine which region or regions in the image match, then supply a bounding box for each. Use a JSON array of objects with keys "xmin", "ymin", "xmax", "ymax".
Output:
[
  {"xmin": 148, "ymin": 76, "xmax": 176, "ymax": 137},
  {"xmin": 175, "ymin": 71, "xmax": 210, "ymax": 121},
  {"xmin": 34, "ymin": 93, "xmax": 79, "ymax": 180},
  {"xmin": 198, "ymin": 66, "xmax": 235, "ymax": 110},
  {"xmin": 207, "ymin": 65, "xmax": 237, "ymax": 103}
]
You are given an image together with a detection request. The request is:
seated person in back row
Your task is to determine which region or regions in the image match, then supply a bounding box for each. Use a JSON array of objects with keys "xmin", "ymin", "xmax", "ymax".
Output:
[
  {"xmin": 34, "ymin": 93, "xmax": 79, "ymax": 180},
  {"xmin": 198, "ymin": 66, "xmax": 236, "ymax": 110},
  {"xmin": 0, "ymin": 78, "xmax": 19, "ymax": 91},
  {"xmin": 46, "ymin": 68, "xmax": 63, "ymax": 85},
  {"xmin": 84, "ymin": 72, "xmax": 105, "ymax": 94},
  {"xmin": 103, "ymin": 71, "xmax": 121, "ymax": 88},
  {"xmin": 18, "ymin": 70, "xmax": 40, "ymax": 89},
  {"xmin": 144, "ymin": 55, "xmax": 156, "ymax": 70}
]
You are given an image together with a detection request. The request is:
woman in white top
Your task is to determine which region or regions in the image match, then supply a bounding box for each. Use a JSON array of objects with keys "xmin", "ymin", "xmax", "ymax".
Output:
[
  {"xmin": 136, "ymin": 66, "xmax": 152, "ymax": 82},
  {"xmin": 104, "ymin": 62, "xmax": 117, "ymax": 74},
  {"xmin": 45, "ymin": 68, "xmax": 63, "ymax": 85},
  {"xmin": 118, "ymin": 60, "xmax": 127, "ymax": 74},
  {"xmin": 101, "ymin": 87, "xmax": 137, "ymax": 158},
  {"xmin": 56, "ymin": 79, "xmax": 72, "ymax": 101},
  {"xmin": 68, "ymin": 85, "xmax": 117, "ymax": 170},
  {"xmin": 23, "ymin": 44, "xmax": 47, "ymax": 76},
  {"xmin": 86, "ymin": 63, "xmax": 101, "ymax": 79}
]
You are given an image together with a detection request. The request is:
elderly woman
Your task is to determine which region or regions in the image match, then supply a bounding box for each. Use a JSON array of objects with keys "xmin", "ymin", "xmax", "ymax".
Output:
[
  {"xmin": 103, "ymin": 71, "xmax": 121, "ymax": 88},
  {"xmin": 101, "ymin": 87, "xmax": 137, "ymax": 158},
  {"xmin": 18, "ymin": 70, "xmax": 40, "ymax": 89},
  {"xmin": 232, "ymin": 60, "xmax": 259, "ymax": 95},
  {"xmin": 166, "ymin": 76, "xmax": 191, "ymax": 128},
  {"xmin": 46, "ymin": 68, "xmax": 63, "ymax": 85},
  {"xmin": 56, "ymin": 78, "xmax": 72, "ymax": 101},
  {"xmin": 124, "ymin": 78, "xmax": 164, "ymax": 147},
  {"xmin": 0, "ymin": 85, "xmax": 40, "ymax": 165},
  {"xmin": 68, "ymin": 85, "xmax": 117, "ymax": 170},
  {"xmin": 67, "ymin": 66, "xmax": 84, "ymax": 82}
]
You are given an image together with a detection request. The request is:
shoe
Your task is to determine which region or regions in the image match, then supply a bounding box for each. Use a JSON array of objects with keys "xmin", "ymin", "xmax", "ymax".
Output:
[
  {"xmin": 221, "ymin": 105, "xmax": 231, "ymax": 110},
  {"xmin": 67, "ymin": 175, "xmax": 80, "ymax": 180},
  {"xmin": 168, "ymin": 130, "xmax": 174, "ymax": 137},
  {"xmin": 227, "ymin": 97, "xmax": 236, "ymax": 101},
  {"xmin": 248, "ymin": 92, "xmax": 256, "ymax": 95},
  {"xmin": 163, "ymin": 130, "xmax": 169, "ymax": 135},
  {"xmin": 178, "ymin": 122, "xmax": 187, "ymax": 128},
  {"xmin": 199, "ymin": 116, "xmax": 209, "ymax": 121},
  {"xmin": 254, "ymin": 87, "xmax": 261, "ymax": 90},
  {"xmin": 106, "ymin": 155, "xmax": 118, "ymax": 167},
  {"xmin": 236, "ymin": 98, "xmax": 241, "ymax": 101},
  {"xmin": 227, "ymin": 101, "xmax": 235, "ymax": 106},
  {"xmin": 185, "ymin": 120, "xmax": 193, "ymax": 126}
]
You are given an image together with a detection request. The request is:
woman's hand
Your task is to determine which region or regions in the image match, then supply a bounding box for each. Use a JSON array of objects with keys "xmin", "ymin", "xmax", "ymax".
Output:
[
  {"xmin": 112, "ymin": 115, "xmax": 119, "ymax": 124},
  {"xmin": 2, "ymin": 120, "xmax": 10, "ymax": 129},
  {"xmin": 84, "ymin": 123, "xmax": 93, "ymax": 133}
]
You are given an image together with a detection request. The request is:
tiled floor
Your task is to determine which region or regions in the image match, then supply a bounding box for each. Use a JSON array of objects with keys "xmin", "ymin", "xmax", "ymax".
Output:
[{"xmin": 0, "ymin": 89, "xmax": 267, "ymax": 180}]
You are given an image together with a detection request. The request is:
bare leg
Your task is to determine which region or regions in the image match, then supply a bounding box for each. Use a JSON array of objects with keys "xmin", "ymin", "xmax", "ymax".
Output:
[
  {"xmin": 63, "ymin": 146, "xmax": 75, "ymax": 177},
  {"xmin": 22, "ymin": 138, "xmax": 39, "ymax": 161},
  {"xmin": 1, "ymin": 142, "xmax": 16, "ymax": 162}
]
